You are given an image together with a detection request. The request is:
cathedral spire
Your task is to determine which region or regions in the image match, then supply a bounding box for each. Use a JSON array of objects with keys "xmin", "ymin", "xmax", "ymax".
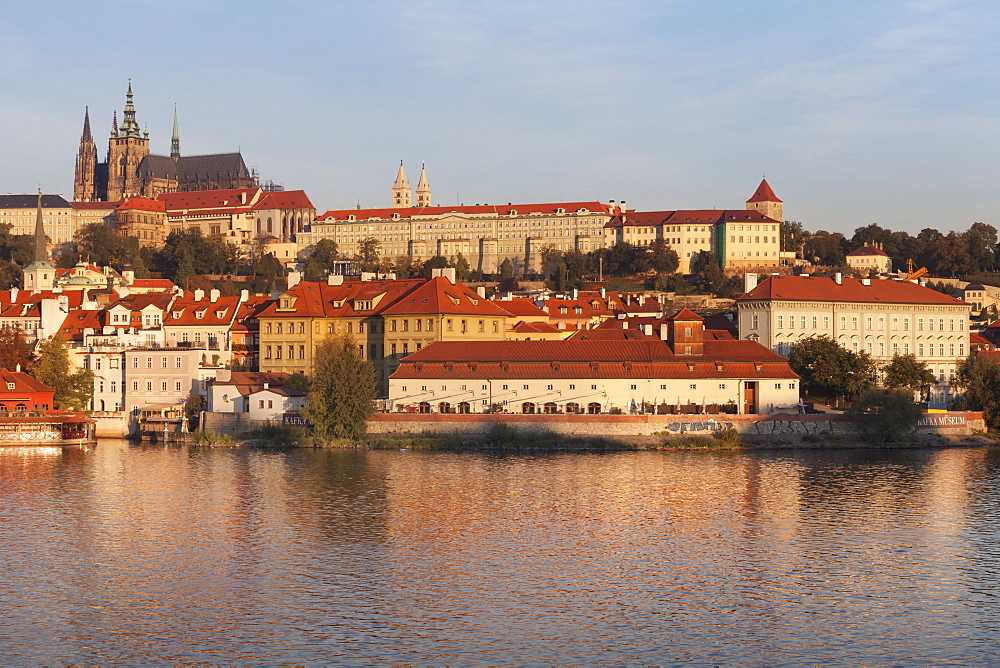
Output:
[
  {"xmin": 171, "ymin": 104, "xmax": 180, "ymax": 160},
  {"xmin": 416, "ymin": 162, "xmax": 431, "ymax": 207},
  {"xmin": 24, "ymin": 189, "xmax": 54, "ymax": 292},
  {"xmin": 392, "ymin": 160, "xmax": 411, "ymax": 208},
  {"xmin": 81, "ymin": 106, "xmax": 92, "ymax": 143},
  {"xmin": 111, "ymin": 110, "xmax": 118, "ymax": 138}
]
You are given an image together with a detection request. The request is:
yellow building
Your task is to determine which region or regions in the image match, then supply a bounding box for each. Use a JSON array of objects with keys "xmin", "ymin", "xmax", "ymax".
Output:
[{"xmin": 257, "ymin": 270, "xmax": 508, "ymax": 396}]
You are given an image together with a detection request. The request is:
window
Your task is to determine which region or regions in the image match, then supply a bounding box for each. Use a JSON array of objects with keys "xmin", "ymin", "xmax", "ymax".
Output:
[
  {"xmin": 918, "ymin": 318, "xmax": 924, "ymax": 331},
  {"xmin": 132, "ymin": 382, "xmax": 138, "ymax": 391},
  {"xmin": 146, "ymin": 382, "xmax": 152, "ymax": 391},
  {"xmin": 265, "ymin": 346, "xmax": 272, "ymax": 359},
  {"xmin": 775, "ymin": 383, "xmax": 782, "ymax": 390},
  {"xmin": 591, "ymin": 384, "xmax": 597, "ymax": 390},
  {"xmin": 268, "ymin": 400, "xmax": 273, "ymax": 409},
  {"xmin": 146, "ymin": 357, "xmax": 153, "ymax": 369},
  {"xmin": 161, "ymin": 381, "xmax": 167, "ymax": 391},
  {"xmin": 277, "ymin": 323, "xmax": 283, "ymax": 334},
  {"xmin": 719, "ymin": 383, "xmax": 726, "ymax": 389},
  {"xmin": 751, "ymin": 314, "xmax": 758, "ymax": 329},
  {"xmin": 175, "ymin": 381, "xmax": 181, "ymax": 391},
  {"xmin": 852, "ymin": 317, "xmax": 858, "ymax": 330},
  {"xmin": 777, "ymin": 315, "xmax": 783, "ymax": 328},
  {"xmin": 111, "ymin": 382, "xmax": 116, "ymax": 392},
  {"xmin": 298, "ymin": 322, "xmax": 305, "ymax": 334},
  {"xmin": 259, "ymin": 400, "xmax": 264, "ymax": 409},
  {"xmin": 689, "ymin": 383, "xmax": 697, "ymax": 390},
  {"xmin": 299, "ymin": 345, "xmax": 305, "ymax": 359},
  {"xmin": 276, "ymin": 345, "xmax": 283, "ymax": 359},
  {"xmin": 176, "ymin": 357, "xmax": 182, "ymax": 368},
  {"xmin": 161, "ymin": 357, "xmax": 168, "ymax": 368},
  {"xmin": 428, "ymin": 319, "xmax": 434, "ymax": 331},
  {"xmin": 447, "ymin": 319, "xmax": 453, "ymax": 331}
]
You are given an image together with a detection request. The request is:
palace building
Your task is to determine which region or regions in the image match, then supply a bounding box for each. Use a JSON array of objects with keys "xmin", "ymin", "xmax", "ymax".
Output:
[{"xmin": 73, "ymin": 82, "xmax": 257, "ymax": 202}]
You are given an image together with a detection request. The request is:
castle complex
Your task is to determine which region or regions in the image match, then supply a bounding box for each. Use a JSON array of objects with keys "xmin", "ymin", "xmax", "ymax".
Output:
[{"xmin": 73, "ymin": 82, "xmax": 256, "ymax": 202}]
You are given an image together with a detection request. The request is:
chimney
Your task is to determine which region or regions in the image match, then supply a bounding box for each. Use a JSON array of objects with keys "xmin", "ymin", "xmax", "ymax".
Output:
[
  {"xmin": 210, "ymin": 289, "xmax": 220, "ymax": 303},
  {"xmin": 600, "ymin": 287, "xmax": 606, "ymax": 298},
  {"xmin": 240, "ymin": 289, "xmax": 249, "ymax": 301},
  {"xmin": 862, "ymin": 278, "xmax": 871, "ymax": 286},
  {"xmin": 442, "ymin": 267, "xmax": 456, "ymax": 283},
  {"xmin": 263, "ymin": 382, "xmax": 269, "ymax": 390},
  {"xmin": 744, "ymin": 273, "xmax": 758, "ymax": 293},
  {"xmin": 286, "ymin": 271, "xmax": 301, "ymax": 289},
  {"xmin": 9, "ymin": 287, "xmax": 17, "ymax": 303},
  {"xmin": 619, "ymin": 200, "xmax": 626, "ymax": 213},
  {"xmin": 194, "ymin": 289, "xmax": 205, "ymax": 302},
  {"xmin": 659, "ymin": 323, "xmax": 668, "ymax": 341},
  {"xmin": 643, "ymin": 324, "xmax": 653, "ymax": 336},
  {"xmin": 327, "ymin": 274, "xmax": 344, "ymax": 286},
  {"xmin": 476, "ymin": 286, "xmax": 486, "ymax": 298},
  {"xmin": 572, "ymin": 288, "xmax": 578, "ymax": 299},
  {"xmin": 834, "ymin": 272, "xmax": 842, "ymax": 285},
  {"xmin": 621, "ymin": 321, "xmax": 627, "ymax": 329},
  {"xmin": 799, "ymin": 273, "xmax": 810, "ymax": 278}
]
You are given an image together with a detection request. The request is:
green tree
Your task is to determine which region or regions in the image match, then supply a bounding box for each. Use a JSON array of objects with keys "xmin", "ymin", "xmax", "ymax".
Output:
[
  {"xmin": 850, "ymin": 389, "xmax": 922, "ymax": 444},
  {"xmin": 184, "ymin": 394, "xmax": 205, "ymax": 431},
  {"xmin": 953, "ymin": 354, "xmax": 1000, "ymax": 429},
  {"xmin": 539, "ymin": 244, "xmax": 562, "ymax": 277},
  {"xmin": 421, "ymin": 255, "xmax": 449, "ymax": 278},
  {"xmin": 74, "ymin": 223, "xmax": 127, "ymax": 266},
  {"xmin": 452, "ymin": 253, "xmax": 471, "ymax": 281},
  {"xmin": 0, "ymin": 325, "xmax": 31, "ymax": 371},
  {"xmin": 498, "ymin": 258, "xmax": 514, "ymax": 281},
  {"xmin": 355, "ymin": 238, "xmax": 381, "ymax": 273},
  {"xmin": 788, "ymin": 335, "xmax": 876, "ymax": 404},
  {"xmin": 647, "ymin": 239, "xmax": 680, "ymax": 275},
  {"xmin": 0, "ymin": 261, "xmax": 22, "ymax": 289},
  {"xmin": 29, "ymin": 333, "xmax": 94, "ymax": 411},
  {"xmin": 252, "ymin": 252, "xmax": 284, "ymax": 279},
  {"xmin": 781, "ymin": 220, "xmax": 809, "ymax": 253},
  {"xmin": 883, "ymin": 354, "xmax": 936, "ymax": 397},
  {"xmin": 301, "ymin": 334, "xmax": 376, "ymax": 440}
]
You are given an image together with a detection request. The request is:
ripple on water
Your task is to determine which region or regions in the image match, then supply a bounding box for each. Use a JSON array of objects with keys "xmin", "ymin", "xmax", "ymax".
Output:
[{"xmin": 0, "ymin": 443, "xmax": 999, "ymax": 663}]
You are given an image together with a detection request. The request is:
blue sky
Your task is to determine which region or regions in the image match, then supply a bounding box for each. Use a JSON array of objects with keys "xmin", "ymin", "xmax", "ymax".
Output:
[{"xmin": 3, "ymin": 0, "xmax": 1000, "ymax": 235}]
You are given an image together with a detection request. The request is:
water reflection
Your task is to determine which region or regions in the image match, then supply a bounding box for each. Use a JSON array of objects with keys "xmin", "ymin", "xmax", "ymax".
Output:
[{"xmin": 0, "ymin": 442, "xmax": 997, "ymax": 663}]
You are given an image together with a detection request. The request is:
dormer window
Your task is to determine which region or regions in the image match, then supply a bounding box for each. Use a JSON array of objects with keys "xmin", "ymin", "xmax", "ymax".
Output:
[
  {"xmin": 281, "ymin": 299, "xmax": 291, "ymax": 309},
  {"xmin": 216, "ymin": 310, "xmax": 226, "ymax": 319},
  {"xmin": 6, "ymin": 383, "xmax": 14, "ymax": 390}
]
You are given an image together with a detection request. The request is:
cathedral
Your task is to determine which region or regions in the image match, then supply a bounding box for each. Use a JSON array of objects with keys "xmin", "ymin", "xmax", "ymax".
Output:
[{"xmin": 73, "ymin": 82, "xmax": 257, "ymax": 202}]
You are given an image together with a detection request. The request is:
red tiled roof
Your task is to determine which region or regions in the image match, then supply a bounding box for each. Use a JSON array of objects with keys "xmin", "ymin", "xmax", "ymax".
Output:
[
  {"xmin": 165, "ymin": 292, "xmax": 242, "ymax": 326},
  {"xmin": 118, "ymin": 196, "xmax": 165, "ymax": 212},
  {"xmin": 606, "ymin": 208, "xmax": 780, "ymax": 228},
  {"xmin": 567, "ymin": 329, "xmax": 656, "ymax": 341},
  {"xmin": 317, "ymin": 201, "xmax": 613, "ymax": 222},
  {"xmin": 0, "ymin": 368, "xmax": 55, "ymax": 394},
  {"xmin": 392, "ymin": 360, "xmax": 797, "ymax": 381},
  {"xmin": 59, "ymin": 310, "xmax": 105, "ymax": 340},
  {"xmin": 158, "ymin": 188, "xmax": 261, "ymax": 212},
  {"xmin": 747, "ymin": 178, "xmax": 782, "ymax": 203},
  {"xmin": 847, "ymin": 245, "xmax": 889, "ymax": 257},
  {"xmin": 671, "ymin": 307, "xmax": 703, "ymax": 322},
  {"xmin": 511, "ymin": 321, "xmax": 562, "ymax": 334},
  {"xmin": 128, "ymin": 278, "xmax": 175, "ymax": 289},
  {"xmin": 401, "ymin": 339, "xmax": 789, "ymax": 364},
  {"xmin": 737, "ymin": 275, "xmax": 968, "ymax": 306},
  {"xmin": 493, "ymin": 298, "xmax": 549, "ymax": 319},
  {"xmin": 255, "ymin": 190, "xmax": 314, "ymax": 211},
  {"xmin": 381, "ymin": 277, "xmax": 510, "ymax": 316}
]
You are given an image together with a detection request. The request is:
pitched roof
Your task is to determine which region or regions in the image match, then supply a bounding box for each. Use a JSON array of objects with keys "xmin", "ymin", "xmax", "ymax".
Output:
[
  {"xmin": 71, "ymin": 201, "xmax": 120, "ymax": 210},
  {"xmin": 175, "ymin": 153, "xmax": 251, "ymax": 181},
  {"xmin": 847, "ymin": 245, "xmax": 889, "ymax": 257},
  {"xmin": 493, "ymin": 298, "xmax": 549, "ymax": 318},
  {"xmin": 401, "ymin": 339, "xmax": 789, "ymax": 364},
  {"xmin": 158, "ymin": 188, "xmax": 262, "ymax": 212},
  {"xmin": 392, "ymin": 360, "xmax": 797, "ymax": 381},
  {"xmin": 0, "ymin": 368, "xmax": 55, "ymax": 394},
  {"xmin": 511, "ymin": 321, "xmax": 562, "ymax": 334},
  {"xmin": 0, "ymin": 194, "xmax": 72, "ymax": 209},
  {"xmin": 118, "ymin": 196, "xmax": 165, "ymax": 212},
  {"xmin": 137, "ymin": 154, "xmax": 178, "ymax": 180},
  {"xmin": 255, "ymin": 190, "xmax": 314, "ymax": 210},
  {"xmin": 670, "ymin": 307, "xmax": 703, "ymax": 322},
  {"xmin": 737, "ymin": 275, "xmax": 969, "ymax": 306},
  {"xmin": 747, "ymin": 178, "xmax": 782, "ymax": 203},
  {"xmin": 605, "ymin": 208, "xmax": 780, "ymax": 228},
  {"xmin": 317, "ymin": 201, "xmax": 614, "ymax": 222},
  {"xmin": 164, "ymin": 292, "xmax": 242, "ymax": 326},
  {"xmin": 381, "ymin": 277, "xmax": 510, "ymax": 316}
]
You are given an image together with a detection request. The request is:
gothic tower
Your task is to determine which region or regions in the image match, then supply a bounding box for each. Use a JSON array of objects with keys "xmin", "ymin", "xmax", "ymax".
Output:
[
  {"xmin": 391, "ymin": 161, "xmax": 411, "ymax": 208},
  {"xmin": 73, "ymin": 107, "xmax": 97, "ymax": 202},
  {"xmin": 106, "ymin": 81, "xmax": 150, "ymax": 201},
  {"xmin": 171, "ymin": 105, "xmax": 180, "ymax": 160},
  {"xmin": 746, "ymin": 178, "xmax": 783, "ymax": 222},
  {"xmin": 23, "ymin": 190, "xmax": 55, "ymax": 293},
  {"xmin": 415, "ymin": 163, "xmax": 431, "ymax": 207}
]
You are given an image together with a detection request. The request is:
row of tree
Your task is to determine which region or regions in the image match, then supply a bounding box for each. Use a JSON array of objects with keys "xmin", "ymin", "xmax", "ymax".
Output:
[{"xmin": 783, "ymin": 220, "xmax": 1000, "ymax": 278}]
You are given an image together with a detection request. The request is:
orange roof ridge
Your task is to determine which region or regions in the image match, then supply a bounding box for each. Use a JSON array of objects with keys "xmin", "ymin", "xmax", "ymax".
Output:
[{"xmin": 747, "ymin": 178, "xmax": 782, "ymax": 203}]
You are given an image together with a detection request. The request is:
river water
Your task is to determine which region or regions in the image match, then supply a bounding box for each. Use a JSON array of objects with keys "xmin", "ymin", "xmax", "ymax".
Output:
[{"xmin": 1, "ymin": 441, "xmax": 998, "ymax": 664}]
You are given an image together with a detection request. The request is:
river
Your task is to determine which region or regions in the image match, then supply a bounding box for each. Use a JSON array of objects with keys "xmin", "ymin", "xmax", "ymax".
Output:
[{"xmin": 1, "ymin": 440, "xmax": 998, "ymax": 664}]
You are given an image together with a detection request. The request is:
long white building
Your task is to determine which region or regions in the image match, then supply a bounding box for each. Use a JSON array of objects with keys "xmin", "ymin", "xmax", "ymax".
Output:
[{"xmin": 735, "ymin": 274, "xmax": 971, "ymax": 401}]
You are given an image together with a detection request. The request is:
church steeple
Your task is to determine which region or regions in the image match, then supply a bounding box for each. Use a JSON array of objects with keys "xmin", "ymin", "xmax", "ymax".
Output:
[
  {"xmin": 119, "ymin": 79, "xmax": 142, "ymax": 139},
  {"xmin": 416, "ymin": 163, "xmax": 431, "ymax": 207},
  {"xmin": 111, "ymin": 110, "xmax": 118, "ymax": 138},
  {"xmin": 73, "ymin": 107, "xmax": 98, "ymax": 201},
  {"xmin": 392, "ymin": 160, "xmax": 411, "ymax": 208},
  {"xmin": 171, "ymin": 105, "xmax": 180, "ymax": 160},
  {"xmin": 24, "ymin": 190, "xmax": 54, "ymax": 293}
]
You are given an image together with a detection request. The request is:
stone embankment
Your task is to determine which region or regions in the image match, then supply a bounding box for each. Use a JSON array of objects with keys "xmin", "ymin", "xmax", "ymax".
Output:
[{"xmin": 368, "ymin": 411, "xmax": 985, "ymax": 440}]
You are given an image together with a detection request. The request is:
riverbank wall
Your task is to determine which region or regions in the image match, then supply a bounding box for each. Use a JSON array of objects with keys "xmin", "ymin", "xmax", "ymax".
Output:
[{"xmin": 367, "ymin": 411, "xmax": 985, "ymax": 438}]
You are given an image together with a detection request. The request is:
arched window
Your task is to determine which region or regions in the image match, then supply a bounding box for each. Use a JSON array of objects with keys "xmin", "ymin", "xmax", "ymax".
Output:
[
  {"xmin": 418, "ymin": 402, "xmax": 431, "ymax": 414},
  {"xmin": 267, "ymin": 217, "xmax": 273, "ymax": 234},
  {"xmin": 587, "ymin": 402, "xmax": 601, "ymax": 414},
  {"xmin": 543, "ymin": 402, "xmax": 558, "ymax": 414},
  {"xmin": 521, "ymin": 402, "xmax": 536, "ymax": 414},
  {"xmin": 458, "ymin": 401, "xmax": 471, "ymax": 414},
  {"xmin": 565, "ymin": 402, "xmax": 580, "ymax": 414},
  {"xmin": 438, "ymin": 402, "xmax": 452, "ymax": 414}
]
